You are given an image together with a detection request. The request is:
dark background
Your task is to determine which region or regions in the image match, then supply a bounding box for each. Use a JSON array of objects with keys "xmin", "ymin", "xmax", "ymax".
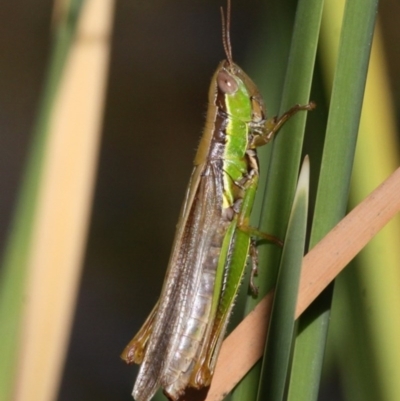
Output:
[{"xmin": 0, "ymin": 1, "xmax": 399, "ymax": 400}]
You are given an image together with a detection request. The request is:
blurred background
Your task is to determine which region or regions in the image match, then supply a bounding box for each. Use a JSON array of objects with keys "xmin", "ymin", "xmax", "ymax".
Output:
[{"xmin": 0, "ymin": 1, "xmax": 399, "ymax": 400}]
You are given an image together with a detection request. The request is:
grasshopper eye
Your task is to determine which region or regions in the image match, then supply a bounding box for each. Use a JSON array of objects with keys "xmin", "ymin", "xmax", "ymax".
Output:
[{"xmin": 217, "ymin": 70, "xmax": 238, "ymax": 94}]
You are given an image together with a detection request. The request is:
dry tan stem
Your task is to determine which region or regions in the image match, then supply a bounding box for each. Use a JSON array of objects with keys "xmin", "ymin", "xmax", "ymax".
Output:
[{"xmin": 14, "ymin": 1, "xmax": 114, "ymax": 400}]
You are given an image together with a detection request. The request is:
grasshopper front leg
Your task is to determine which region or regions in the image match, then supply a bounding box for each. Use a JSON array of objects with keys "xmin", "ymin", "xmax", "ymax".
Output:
[{"xmin": 250, "ymin": 102, "xmax": 316, "ymax": 148}]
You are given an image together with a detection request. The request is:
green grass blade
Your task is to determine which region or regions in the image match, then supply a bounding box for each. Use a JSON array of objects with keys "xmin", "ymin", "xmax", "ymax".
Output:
[
  {"xmin": 253, "ymin": 0, "xmax": 324, "ymax": 301},
  {"xmin": 259, "ymin": 0, "xmax": 323, "ymax": 226},
  {"xmin": 311, "ymin": 2, "xmax": 378, "ymax": 235},
  {"xmin": 288, "ymin": 0, "xmax": 379, "ymax": 400},
  {"xmin": 0, "ymin": 2, "xmax": 84, "ymax": 399},
  {"xmin": 231, "ymin": 1, "xmax": 322, "ymax": 399},
  {"xmin": 257, "ymin": 157, "xmax": 310, "ymax": 401}
]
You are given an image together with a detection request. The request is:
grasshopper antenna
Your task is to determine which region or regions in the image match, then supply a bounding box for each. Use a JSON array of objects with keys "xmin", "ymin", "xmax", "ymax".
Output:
[{"xmin": 220, "ymin": 0, "xmax": 234, "ymax": 67}]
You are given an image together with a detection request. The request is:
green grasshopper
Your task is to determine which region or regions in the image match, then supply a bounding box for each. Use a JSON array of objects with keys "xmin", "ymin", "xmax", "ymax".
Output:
[{"xmin": 121, "ymin": 3, "xmax": 314, "ymax": 400}]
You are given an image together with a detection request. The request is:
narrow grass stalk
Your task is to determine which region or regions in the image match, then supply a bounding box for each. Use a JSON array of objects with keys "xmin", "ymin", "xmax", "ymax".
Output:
[
  {"xmin": 0, "ymin": 2, "xmax": 84, "ymax": 400},
  {"xmin": 0, "ymin": 1, "xmax": 114, "ymax": 400},
  {"xmin": 288, "ymin": 0, "xmax": 379, "ymax": 400},
  {"xmin": 257, "ymin": 157, "xmax": 309, "ymax": 401},
  {"xmin": 256, "ymin": 0, "xmax": 323, "ymax": 279},
  {"xmin": 232, "ymin": 0, "xmax": 323, "ymax": 399}
]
